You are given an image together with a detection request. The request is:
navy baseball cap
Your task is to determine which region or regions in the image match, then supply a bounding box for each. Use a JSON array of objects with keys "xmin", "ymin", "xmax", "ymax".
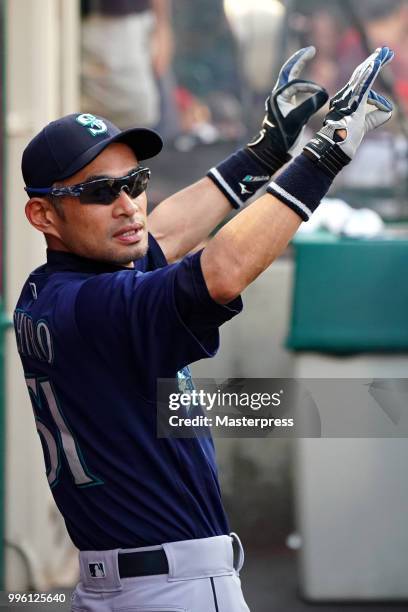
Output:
[{"xmin": 22, "ymin": 113, "xmax": 163, "ymax": 194}]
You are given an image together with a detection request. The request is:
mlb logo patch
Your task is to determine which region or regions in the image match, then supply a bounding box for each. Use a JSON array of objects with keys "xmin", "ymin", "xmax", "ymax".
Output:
[{"xmin": 88, "ymin": 562, "xmax": 106, "ymax": 578}]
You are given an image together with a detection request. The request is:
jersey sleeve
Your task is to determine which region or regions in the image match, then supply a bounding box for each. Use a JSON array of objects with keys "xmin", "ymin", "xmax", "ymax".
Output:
[{"xmin": 74, "ymin": 251, "xmax": 242, "ymax": 377}]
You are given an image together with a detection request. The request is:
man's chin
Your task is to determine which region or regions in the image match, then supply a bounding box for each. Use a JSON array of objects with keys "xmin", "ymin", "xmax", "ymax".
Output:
[{"xmin": 116, "ymin": 239, "xmax": 149, "ymax": 266}]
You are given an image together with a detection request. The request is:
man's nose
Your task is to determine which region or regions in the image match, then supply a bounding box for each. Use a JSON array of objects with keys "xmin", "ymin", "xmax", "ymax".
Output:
[{"xmin": 112, "ymin": 188, "xmax": 140, "ymax": 216}]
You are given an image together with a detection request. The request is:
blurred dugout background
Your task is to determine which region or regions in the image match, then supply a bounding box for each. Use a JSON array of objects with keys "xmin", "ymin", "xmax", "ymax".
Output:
[{"xmin": 1, "ymin": 0, "xmax": 408, "ymax": 610}]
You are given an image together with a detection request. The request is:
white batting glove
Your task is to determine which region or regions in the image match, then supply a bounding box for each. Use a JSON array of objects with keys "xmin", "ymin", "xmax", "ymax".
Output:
[{"xmin": 304, "ymin": 46, "xmax": 394, "ymax": 177}]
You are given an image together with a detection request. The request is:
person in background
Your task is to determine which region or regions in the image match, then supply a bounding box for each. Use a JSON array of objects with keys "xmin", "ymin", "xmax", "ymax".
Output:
[
  {"xmin": 307, "ymin": 9, "xmax": 342, "ymax": 95},
  {"xmin": 81, "ymin": 0, "xmax": 174, "ymax": 129},
  {"xmin": 337, "ymin": 0, "xmax": 408, "ymax": 113}
]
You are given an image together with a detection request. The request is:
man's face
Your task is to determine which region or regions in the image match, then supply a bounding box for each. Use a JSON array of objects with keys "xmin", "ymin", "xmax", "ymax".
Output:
[{"xmin": 46, "ymin": 143, "xmax": 149, "ymax": 267}]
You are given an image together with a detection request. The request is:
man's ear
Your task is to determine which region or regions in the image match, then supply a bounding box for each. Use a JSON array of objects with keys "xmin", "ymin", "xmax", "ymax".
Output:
[{"xmin": 25, "ymin": 198, "xmax": 63, "ymax": 239}]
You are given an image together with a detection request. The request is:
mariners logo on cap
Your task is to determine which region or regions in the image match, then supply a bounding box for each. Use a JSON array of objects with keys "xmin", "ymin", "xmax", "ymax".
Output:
[
  {"xmin": 76, "ymin": 113, "xmax": 108, "ymax": 137},
  {"xmin": 88, "ymin": 561, "xmax": 106, "ymax": 578}
]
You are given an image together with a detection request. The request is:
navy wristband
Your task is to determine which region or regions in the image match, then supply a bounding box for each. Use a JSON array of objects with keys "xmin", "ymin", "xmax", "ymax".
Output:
[
  {"xmin": 207, "ymin": 149, "xmax": 272, "ymax": 209},
  {"xmin": 266, "ymin": 153, "xmax": 333, "ymax": 221}
]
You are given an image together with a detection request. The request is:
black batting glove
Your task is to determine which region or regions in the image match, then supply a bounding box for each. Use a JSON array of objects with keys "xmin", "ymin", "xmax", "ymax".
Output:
[
  {"xmin": 246, "ymin": 46, "xmax": 329, "ymax": 173},
  {"xmin": 207, "ymin": 47, "xmax": 328, "ymax": 208}
]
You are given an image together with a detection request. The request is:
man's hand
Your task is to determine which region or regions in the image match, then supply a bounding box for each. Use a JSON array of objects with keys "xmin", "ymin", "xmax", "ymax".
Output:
[
  {"xmin": 206, "ymin": 47, "xmax": 328, "ymax": 210},
  {"xmin": 246, "ymin": 46, "xmax": 329, "ymax": 169},
  {"xmin": 266, "ymin": 46, "xmax": 394, "ymax": 222},
  {"xmin": 304, "ymin": 46, "xmax": 394, "ymax": 177}
]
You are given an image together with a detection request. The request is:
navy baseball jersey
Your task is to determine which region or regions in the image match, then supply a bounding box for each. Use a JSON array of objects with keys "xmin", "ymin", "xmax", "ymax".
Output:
[{"xmin": 14, "ymin": 234, "xmax": 242, "ymax": 550}]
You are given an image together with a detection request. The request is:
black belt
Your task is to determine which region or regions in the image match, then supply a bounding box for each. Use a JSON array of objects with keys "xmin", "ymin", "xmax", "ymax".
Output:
[{"xmin": 118, "ymin": 549, "xmax": 169, "ymax": 578}]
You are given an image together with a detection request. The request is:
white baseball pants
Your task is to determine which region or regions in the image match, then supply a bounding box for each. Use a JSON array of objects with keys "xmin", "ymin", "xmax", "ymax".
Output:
[{"xmin": 71, "ymin": 534, "xmax": 250, "ymax": 611}]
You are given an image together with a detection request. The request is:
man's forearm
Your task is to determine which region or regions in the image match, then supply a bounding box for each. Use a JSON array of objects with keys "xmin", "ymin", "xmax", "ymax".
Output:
[
  {"xmin": 149, "ymin": 46, "xmax": 327, "ymax": 264},
  {"xmin": 201, "ymin": 191, "xmax": 301, "ymax": 304},
  {"xmin": 201, "ymin": 151, "xmax": 343, "ymax": 304},
  {"xmin": 148, "ymin": 145, "xmax": 277, "ymax": 263},
  {"xmin": 148, "ymin": 178, "xmax": 232, "ymax": 263}
]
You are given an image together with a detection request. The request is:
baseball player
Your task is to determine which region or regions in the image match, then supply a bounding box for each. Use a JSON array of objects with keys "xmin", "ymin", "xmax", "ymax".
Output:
[{"xmin": 14, "ymin": 46, "xmax": 393, "ymax": 611}]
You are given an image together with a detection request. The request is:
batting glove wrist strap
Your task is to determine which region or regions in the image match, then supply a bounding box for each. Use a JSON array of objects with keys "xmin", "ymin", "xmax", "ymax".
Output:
[
  {"xmin": 207, "ymin": 148, "xmax": 272, "ymax": 209},
  {"xmin": 267, "ymin": 154, "xmax": 333, "ymax": 222},
  {"xmin": 245, "ymin": 143, "xmax": 291, "ymax": 175},
  {"xmin": 303, "ymin": 127, "xmax": 352, "ymax": 179}
]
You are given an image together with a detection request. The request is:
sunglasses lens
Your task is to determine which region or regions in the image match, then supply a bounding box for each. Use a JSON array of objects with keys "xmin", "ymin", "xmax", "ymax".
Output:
[
  {"xmin": 129, "ymin": 169, "xmax": 151, "ymax": 198},
  {"xmin": 79, "ymin": 182, "xmax": 117, "ymax": 205},
  {"xmin": 78, "ymin": 169, "xmax": 151, "ymax": 205}
]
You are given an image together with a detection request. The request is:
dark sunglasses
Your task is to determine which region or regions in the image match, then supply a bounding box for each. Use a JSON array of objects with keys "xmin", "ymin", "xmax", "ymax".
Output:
[{"xmin": 26, "ymin": 167, "xmax": 151, "ymax": 205}]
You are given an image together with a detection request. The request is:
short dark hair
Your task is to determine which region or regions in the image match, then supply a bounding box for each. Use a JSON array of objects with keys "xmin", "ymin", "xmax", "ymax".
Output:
[{"xmin": 46, "ymin": 194, "xmax": 66, "ymax": 220}]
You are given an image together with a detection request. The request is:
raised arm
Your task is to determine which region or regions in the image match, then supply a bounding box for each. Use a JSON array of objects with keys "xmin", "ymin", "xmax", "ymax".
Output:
[
  {"xmin": 151, "ymin": 0, "xmax": 174, "ymax": 78},
  {"xmin": 148, "ymin": 47, "xmax": 328, "ymax": 262},
  {"xmin": 201, "ymin": 47, "xmax": 395, "ymax": 303}
]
